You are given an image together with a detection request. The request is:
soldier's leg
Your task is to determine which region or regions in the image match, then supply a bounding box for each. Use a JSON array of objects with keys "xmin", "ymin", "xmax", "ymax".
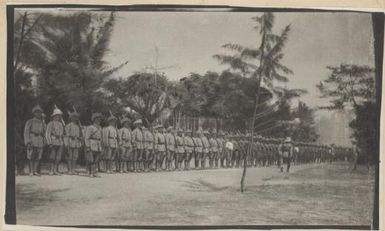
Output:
[
  {"xmin": 72, "ymin": 148, "xmax": 79, "ymax": 175},
  {"xmin": 67, "ymin": 148, "xmax": 73, "ymax": 174},
  {"xmin": 55, "ymin": 146, "xmax": 63, "ymax": 174},
  {"xmin": 26, "ymin": 147, "xmax": 34, "ymax": 176},
  {"xmin": 287, "ymin": 157, "xmax": 291, "ymax": 172},
  {"xmin": 48, "ymin": 146, "xmax": 57, "ymax": 175},
  {"xmin": 193, "ymin": 151, "xmax": 198, "ymax": 169},
  {"xmin": 33, "ymin": 147, "xmax": 43, "ymax": 176},
  {"xmin": 85, "ymin": 150, "xmax": 93, "ymax": 177},
  {"xmin": 92, "ymin": 151, "xmax": 101, "ymax": 177}
]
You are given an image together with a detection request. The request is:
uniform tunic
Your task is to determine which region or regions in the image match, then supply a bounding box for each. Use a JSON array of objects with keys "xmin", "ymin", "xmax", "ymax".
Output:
[
  {"xmin": 118, "ymin": 127, "xmax": 132, "ymax": 148},
  {"xmin": 193, "ymin": 137, "xmax": 203, "ymax": 153},
  {"xmin": 103, "ymin": 126, "xmax": 118, "ymax": 148},
  {"xmin": 143, "ymin": 130, "xmax": 154, "ymax": 150},
  {"xmin": 45, "ymin": 121, "xmax": 64, "ymax": 146},
  {"xmin": 165, "ymin": 133, "xmax": 176, "ymax": 152},
  {"xmin": 183, "ymin": 136, "xmax": 194, "ymax": 153},
  {"xmin": 85, "ymin": 124, "xmax": 103, "ymax": 152},
  {"xmin": 64, "ymin": 122, "xmax": 82, "ymax": 148},
  {"xmin": 201, "ymin": 136, "xmax": 210, "ymax": 154},
  {"xmin": 132, "ymin": 128, "xmax": 144, "ymax": 150},
  {"xmin": 175, "ymin": 135, "xmax": 185, "ymax": 154},
  {"xmin": 24, "ymin": 118, "xmax": 46, "ymax": 148},
  {"xmin": 209, "ymin": 138, "xmax": 218, "ymax": 153},
  {"xmin": 155, "ymin": 132, "xmax": 166, "ymax": 152}
]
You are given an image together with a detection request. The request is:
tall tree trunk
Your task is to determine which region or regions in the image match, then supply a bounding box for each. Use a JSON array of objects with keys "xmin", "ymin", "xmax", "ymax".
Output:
[
  {"xmin": 240, "ymin": 19, "xmax": 266, "ymax": 193},
  {"xmin": 240, "ymin": 75, "xmax": 262, "ymax": 192}
]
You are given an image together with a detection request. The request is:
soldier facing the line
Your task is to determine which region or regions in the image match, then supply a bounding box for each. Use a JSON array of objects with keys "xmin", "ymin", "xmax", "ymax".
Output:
[
  {"xmin": 192, "ymin": 130, "xmax": 203, "ymax": 169},
  {"xmin": 24, "ymin": 105, "xmax": 46, "ymax": 176},
  {"xmin": 46, "ymin": 106, "xmax": 65, "ymax": 176}
]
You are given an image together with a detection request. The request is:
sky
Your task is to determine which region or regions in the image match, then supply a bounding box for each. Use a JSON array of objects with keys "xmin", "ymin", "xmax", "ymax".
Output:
[{"xmin": 104, "ymin": 11, "xmax": 375, "ymax": 116}]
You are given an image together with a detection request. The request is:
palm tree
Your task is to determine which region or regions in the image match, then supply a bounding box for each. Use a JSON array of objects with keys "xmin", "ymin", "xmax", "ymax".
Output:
[{"xmin": 214, "ymin": 13, "xmax": 293, "ymax": 192}]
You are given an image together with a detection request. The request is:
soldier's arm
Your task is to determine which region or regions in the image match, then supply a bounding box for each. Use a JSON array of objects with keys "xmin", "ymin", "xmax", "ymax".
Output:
[
  {"xmin": 23, "ymin": 120, "xmax": 32, "ymax": 146},
  {"xmin": 45, "ymin": 122, "xmax": 52, "ymax": 145},
  {"xmin": 84, "ymin": 126, "xmax": 91, "ymax": 149}
]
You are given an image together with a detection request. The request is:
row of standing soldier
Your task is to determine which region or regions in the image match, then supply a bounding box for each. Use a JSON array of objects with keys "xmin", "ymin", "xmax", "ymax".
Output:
[{"xmin": 24, "ymin": 105, "xmax": 352, "ymax": 177}]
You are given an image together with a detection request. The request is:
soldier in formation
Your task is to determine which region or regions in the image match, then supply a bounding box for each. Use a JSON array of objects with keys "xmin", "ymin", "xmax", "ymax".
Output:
[{"xmin": 23, "ymin": 105, "xmax": 354, "ymax": 177}]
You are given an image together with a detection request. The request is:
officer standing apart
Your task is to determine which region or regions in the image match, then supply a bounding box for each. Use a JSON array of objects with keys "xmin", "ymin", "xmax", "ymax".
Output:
[
  {"xmin": 46, "ymin": 105, "xmax": 65, "ymax": 175},
  {"xmin": 24, "ymin": 105, "xmax": 46, "ymax": 176},
  {"xmin": 84, "ymin": 112, "xmax": 103, "ymax": 177},
  {"xmin": 64, "ymin": 110, "xmax": 82, "ymax": 175},
  {"xmin": 278, "ymin": 137, "xmax": 294, "ymax": 172}
]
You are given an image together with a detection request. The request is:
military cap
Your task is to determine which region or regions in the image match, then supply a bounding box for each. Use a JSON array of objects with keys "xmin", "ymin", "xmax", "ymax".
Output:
[
  {"xmin": 186, "ymin": 129, "xmax": 192, "ymax": 133},
  {"xmin": 91, "ymin": 112, "xmax": 103, "ymax": 121},
  {"xmin": 203, "ymin": 130, "xmax": 209, "ymax": 135},
  {"xmin": 133, "ymin": 119, "xmax": 143, "ymax": 125},
  {"xmin": 167, "ymin": 126, "xmax": 174, "ymax": 131},
  {"xmin": 284, "ymin": 137, "xmax": 292, "ymax": 143},
  {"xmin": 211, "ymin": 128, "xmax": 217, "ymax": 134},
  {"xmin": 32, "ymin": 105, "xmax": 43, "ymax": 113}
]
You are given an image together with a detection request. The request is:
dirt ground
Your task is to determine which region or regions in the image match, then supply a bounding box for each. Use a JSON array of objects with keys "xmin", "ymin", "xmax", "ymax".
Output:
[{"xmin": 15, "ymin": 162, "xmax": 374, "ymax": 226}]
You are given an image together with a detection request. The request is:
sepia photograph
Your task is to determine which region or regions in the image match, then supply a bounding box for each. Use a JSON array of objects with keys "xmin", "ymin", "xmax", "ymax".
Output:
[{"xmin": 5, "ymin": 5, "xmax": 382, "ymax": 229}]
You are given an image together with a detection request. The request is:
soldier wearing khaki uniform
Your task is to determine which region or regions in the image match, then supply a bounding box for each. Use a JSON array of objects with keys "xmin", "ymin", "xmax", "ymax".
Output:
[
  {"xmin": 103, "ymin": 115, "xmax": 119, "ymax": 173},
  {"xmin": 165, "ymin": 126, "xmax": 175, "ymax": 171},
  {"xmin": 192, "ymin": 130, "xmax": 203, "ymax": 169},
  {"xmin": 216, "ymin": 131, "xmax": 224, "ymax": 168},
  {"xmin": 175, "ymin": 128, "xmax": 185, "ymax": 171},
  {"xmin": 118, "ymin": 117, "xmax": 132, "ymax": 173},
  {"xmin": 132, "ymin": 119, "xmax": 144, "ymax": 172},
  {"xmin": 142, "ymin": 126, "xmax": 154, "ymax": 172},
  {"xmin": 64, "ymin": 111, "xmax": 82, "ymax": 175},
  {"xmin": 46, "ymin": 106, "xmax": 65, "ymax": 175},
  {"xmin": 208, "ymin": 130, "xmax": 218, "ymax": 169},
  {"xmin": 24, "ymin": 105, "xmax": 46, "ymax": 176},
  {"xmin": 183, "ymin": 129, "xmax": 194, "ymax": 170},
  {"xmin": 154, "ymin": 125, "xmax": 166, "ymax": 171},
  {"xmin": 224, "ymin": 133, "xmax": 233, "ymax": 168},
  {"xmin": 201, "ymin": 130, "xmax": 210, "ymax": 169},
  {"xmin": 84, "ymin": 112, "xmax": 103, "ymax": 177}
]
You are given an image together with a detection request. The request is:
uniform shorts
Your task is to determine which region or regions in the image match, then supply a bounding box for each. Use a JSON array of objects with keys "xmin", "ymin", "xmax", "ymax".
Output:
[
  {"xmin": 120, "ymin": 146, "xmax": 132, "ymax": 161},
  {"xmin": 49, "ymin": 145, "xmax": 63, "ymax": 161},
  {"xmin": 66, "ymin": 148, "xmax": 79, "ymax": 161},
  {"xmin": 106, "ymin": 147, "xmax": 117, "ymax": 160},
  {"xmin": 27, "ymin": 147, "xmax": 43, "ymax": 160},
  {"xmin": 85, "ymin": 151, "xmax": 101, "ymax": 163}
]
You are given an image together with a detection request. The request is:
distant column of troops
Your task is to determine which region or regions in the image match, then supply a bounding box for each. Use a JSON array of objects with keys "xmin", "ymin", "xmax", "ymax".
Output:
[{"xmin": 23, "ymin": 105, "xmax": 354, "ymax": 177}]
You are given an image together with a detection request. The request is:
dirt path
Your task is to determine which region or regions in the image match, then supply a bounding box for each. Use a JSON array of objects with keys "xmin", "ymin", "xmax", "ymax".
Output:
[{"xmin": 15, "ymin": 162, "xmax": 374, "ymax": 226}]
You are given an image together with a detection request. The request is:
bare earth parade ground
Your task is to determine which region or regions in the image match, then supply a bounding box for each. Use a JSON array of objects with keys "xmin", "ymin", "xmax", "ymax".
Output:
[{"xmin": 16, "ymin": 162, "xmax": 373, "ymax": 226}]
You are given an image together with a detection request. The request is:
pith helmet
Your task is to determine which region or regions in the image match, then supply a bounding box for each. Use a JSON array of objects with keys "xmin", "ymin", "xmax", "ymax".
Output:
[
  {"xmin": 51, "ymin": 107, "xmax": 63, "ymax": 117},
  {"xmin": 32, "ymin": 105, "xmax": 43, "ymax": 113},
  {"xmin": 167, "ymin": 126, "xmax": 173, "ymax": 132},
  {"xmin": 91, "ymin": 112, "xmax": 103, "ymax": 121}
]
